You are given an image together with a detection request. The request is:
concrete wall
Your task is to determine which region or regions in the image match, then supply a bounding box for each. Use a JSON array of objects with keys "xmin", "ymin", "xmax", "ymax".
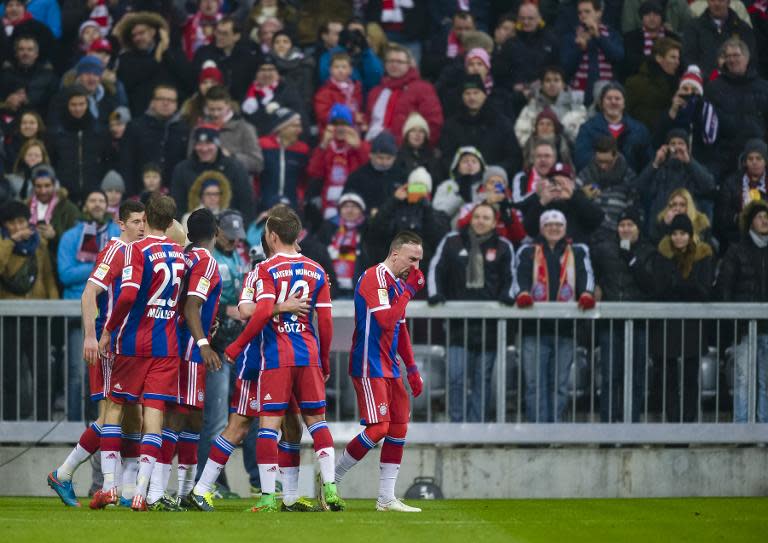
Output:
[{"xmin": 2, "ymin": 445, "xmax": 767, "ymax": 499}]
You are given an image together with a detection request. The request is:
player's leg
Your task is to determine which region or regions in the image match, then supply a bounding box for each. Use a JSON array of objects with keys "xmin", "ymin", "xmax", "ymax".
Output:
[
  {"xmin": 119, "ymin": 403, "xmax": 142, "ymax": 505},
  {"xmin": 177, "ymin": 409, "xmax": 203, "ymax": 501},
  {"xmin": 278, "ymin": 404, "xmax": 315, "ymax": 511},
  {"xmin": 335, "ymin": 377, "xmax": 391, "ymax": 484},
  {"xmin": 132, "ymin": 356, "xmax": 179, "ymax": 510},
  {"xmin": 375, "ymin": 378, "xmax": 420, "ymax": 512},
  {"xmin": 89, "ymin": 398, "xmax": 124, "ymax": 508},
  {"xmin": 146, "ymin": 407, "xmax": 183, "ymax": 510}
]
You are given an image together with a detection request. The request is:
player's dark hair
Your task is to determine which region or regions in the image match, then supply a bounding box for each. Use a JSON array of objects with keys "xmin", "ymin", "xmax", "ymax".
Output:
[
  {"xmin": 389, "ymin": 231, "xmax": 423, "ymax": 253},
  {"xmin": 265, "ymin": 205, "xmax": 301, "ymax": 245},
  {"xmin": 145, "ymin": 194, "xmax": 176, "ymax": 231},
  {"xmin": 187, "ymin": 208, "xmax": 217, "ymax": 244},
  {"xmin": 118, "ymin": 200, "xmax": 145, "ymax": 222},
  {"xmin": 260, "ymin": 232, "xmax": 272, "ymax": 258}
]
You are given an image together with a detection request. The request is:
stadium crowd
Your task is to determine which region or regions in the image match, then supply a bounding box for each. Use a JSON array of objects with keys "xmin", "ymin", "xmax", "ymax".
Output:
[{"xmin": 1, "ymin": 0, "xmax": 768, "ymax": 440}]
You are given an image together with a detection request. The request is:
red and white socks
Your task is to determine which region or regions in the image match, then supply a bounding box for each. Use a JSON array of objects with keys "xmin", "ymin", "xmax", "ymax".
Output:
[
  {"xmin": 99, "ymin": 424, "xmax": 122, "ymax": 491},
  {"xmin": 57, "ymin": 422, "xmax": 101, "ymax": 482},
  {"xmin": 135, "ymin": 433, "xmax": 162, "ymax": 499},
  {"xmin": 147, "ymin": 428, "xmax": 177, "ymax": 504},
  {"xmin": 194, "ymin": 434, "xmax": 234, "ymax": 495},
  {"xmin": 177, "ymin": 431, "xmax": 200, "ymax": 497},
  {"xmin": 256, "ymin": 428, "xmax": 279, "ymax": 494},
  {"xmin": 278, "ymin": 440, "xmax": 301, "ymax": 505},
  {"xmin": 120, "ymin": 432, "xmax": 141, "ymax": 499}
]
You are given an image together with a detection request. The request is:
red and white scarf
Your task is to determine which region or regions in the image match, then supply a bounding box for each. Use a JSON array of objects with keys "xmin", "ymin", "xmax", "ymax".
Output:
[
  {"xmin": 381, "ymin": 0, "xmax": 414, "ymax": 23},
  {"xmin": 328, "ymin": 217, "xmax": 364, "ymax": 289},
  {"xmin": 367, "ymin": 87, "xmax": 401, "ymax": 141},
  {"xmin": 531, "ymin": 243, "xmax": 576, "ymax": 302},
  {"xmin": 642, "ymin": 28, "xmax": 665, "ymax": 56},
  {"xmin": 570, "ymin": 25, "xmax": 613, "ymax": 91},
  {"xmin": 29, "ymin": 193, "xmax": 59, "ymax": 225},
  {"xmin": 446, "ymin": 30, "xmax": 463, "ymax": 58},
  {"xmin": 331, "ymin": 79, "xmax": 358, "ymax": 114},
  {"xmin": 89, "ymin": 0, "xmax": 112, "ymax": 37},
  {"xmin": 183, "ymin": 10, "xmax": 222, "ymax": 60},
  {"xmin": 3, "ymin": 11, "xmax": 32, "ymax": 37},
  {"xmin": 242, "ymin": 81, "xmax": 278, "ymax": 115},
  {"xmin": 76, "ymin": 220, "xmax": 112, "ymax": 263}
]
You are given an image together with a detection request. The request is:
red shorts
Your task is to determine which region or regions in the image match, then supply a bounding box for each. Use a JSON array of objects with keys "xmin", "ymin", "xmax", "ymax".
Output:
[
  {"xmin": 177, "ymin": 360, "xmax": 206, "ymax": 409},
  {"xmin": 256, "ymin": 366, "xmax": 326, "ymax": 416},
  {"xmin": 109, "ymin": 355, "xmax": 179, "ymax": 410},
  {"xmin": 230, "ymin": 377, "xmax": 300, "ymax": 417},
  {"xmin": 89, "ymin": 354, "xmax": 113, "ymax": 402},
  {"xmin": 352, "ymin": 376, "xmax": 410, "ymax": 425}
]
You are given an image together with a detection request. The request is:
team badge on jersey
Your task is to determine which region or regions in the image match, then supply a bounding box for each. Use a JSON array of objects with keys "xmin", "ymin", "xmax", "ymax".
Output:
[
  {"xmin": 379, "ymin": 402, "xmax": 388, "ymax": 416},
  {"xmin": 378, "ymin": 288, "xmax": 389, "ymax": 305},
  {"xmin": 250, "ymin": 399, "xmax": 258, "ymax": 410},
  {"xmin": 197, "ymin": 391, "xmax": 205, "ymax": 402},
  {"xmin": 94, "ymin": 263, "xmax": 110, "ymax": 280},
  {"xmin": 485, "ymin": 248, "xmax": 497, "ymax": 262}
]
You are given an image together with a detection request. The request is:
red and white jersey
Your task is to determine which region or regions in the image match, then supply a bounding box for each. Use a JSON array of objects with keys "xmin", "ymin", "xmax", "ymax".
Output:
[
  {"xmin": 87, "ymin": 237, "xmax": 128, "ymax": 339},
  {"xmin": 114, "ymin": 235, "xmax": 187, "ymax": 357},
  {"xmin": 178, "ymin": 247, "xmax": 222, "ymax": 363}
]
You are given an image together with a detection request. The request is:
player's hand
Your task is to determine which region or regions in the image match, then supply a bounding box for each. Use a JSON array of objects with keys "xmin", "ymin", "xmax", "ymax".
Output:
[
  {"xmin": 201, "ymin": 344, "xmax": 222, "ymax": 371},
  {"xmin": 98, "ymin": 331, "xmax": 111, "ymax": 358},
  {"xmin": 406, "ymin": 366, "xmax": 423, "ymax": 398},
  {"xmin": 279, "ymin": 292, "xmax": 310, "ymax": 317},
  {"xmin": 404, "ymin": 266, "xmax": 425, "ymax": 296},
  {"xmin": 83, "ymin": 334, "xmax": 99, "ymax": 366}
]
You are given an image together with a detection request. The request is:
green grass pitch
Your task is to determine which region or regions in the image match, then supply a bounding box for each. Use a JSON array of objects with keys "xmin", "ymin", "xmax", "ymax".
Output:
[{"xmin": 1, "ymin": 497, "xmax": 767, "ymax": 542}]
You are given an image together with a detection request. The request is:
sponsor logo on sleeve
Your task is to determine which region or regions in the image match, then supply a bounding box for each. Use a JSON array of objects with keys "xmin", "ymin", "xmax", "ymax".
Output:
[
  {"xmin": 121, "ymin": 266, "xmax": 133, "ymax": 281},
  {"xmin": 197, "ymin": 277, "xmax": 210, "ymax": 295},
  {"xmin": 94, "ymin": 263, "xmax": 110, "ymax": 280},
  {"xmin": 242, "ymin": 286, "xmax": 255, "ymax": 301}
]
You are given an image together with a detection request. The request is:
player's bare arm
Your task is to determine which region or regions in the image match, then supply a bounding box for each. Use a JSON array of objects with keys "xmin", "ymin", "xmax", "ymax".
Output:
[{"xmin": 81, "ymin": 281, "xmax": 106, "ymax": 366}]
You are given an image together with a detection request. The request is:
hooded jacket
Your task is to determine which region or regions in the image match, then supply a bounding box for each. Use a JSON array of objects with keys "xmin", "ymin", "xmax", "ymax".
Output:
[
  {"xmin": 257, "ymin": 133, "xmax": 309, "ymax": 211},
  {"xmin": 515, "ymin": 87, "xmax": 587, "ymax": 147},
  {"xmin": 432, "ymin": 146, "xmax": 486, "ymax": 221},
  {"xmin": 185, "ymin": 169, "xmax": 232, "ymax": 213}
]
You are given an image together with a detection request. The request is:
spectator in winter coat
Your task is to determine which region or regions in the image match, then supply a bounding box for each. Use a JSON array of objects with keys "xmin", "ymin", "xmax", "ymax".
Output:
[
  {"xmin": 313, "ymin": 52, "xmax": 365, "ymax": 136},
  {"xmin": 705, "ymin": 38, "xmax": 768, "ymax": 178},
  {"xmin": 622, "ymin": 0, "xmax": 692, "ymax": 34},
  {"xmin": 0, "ymin": 0, "xmax": 60, "ymax": 38},
  {"xmin": 716, "ymin": 200, "xmax": 768, "ymax": 422},
  {"xmin": 651, "ymin": 213, "xmax": 714, "ymax": 422},
  {"xmin": 577, "ymin": 135, "xmax": 637, "ymax": 243},
  {"xmin": 9, "ymin": 138, "xmax": 47, "ymax": 200},
  {"xmin": 192, "ymin": 85, "xmax": 262, "ymax": 176},
  {"xmin": 256, "ymin": 107, "xmax": 308, "ymax": 212},
  {"xmin": 100, "ymin": 170, "xmax": 124, "ymax": 217},
  {"xmin": 590, "ymin": 207, "xmax": 656, "ymax": 421},
  {"xmin": 0, "ymin": 35, "xmax": 57, "ymax": 116},
  {"xmin": 181, "ymin": 0, "xmax": 222, "ymax": 61},
  {"xmin": 512, "ymin": 140, "xmax": 559, "ymax": 206},
  {"xmin": 366, "ymin": 44, "xmax": 443, "ymax": 147},
  {"xmin": 272, "ymin": 31, "xmax": 315, "ymax": 115},
  {"xmin": 682, "ymin": 0, "xmax": 756, "ymax": 77},
  {"xmin": 520, "ymin": 162, "xmax": 605, "ymax": 244},
  {"xmin": 395, "ymin": 112, "xmax": 441, "ymax": 185},
  {"xmin": 428, "ymin": 202, "xmax": 516, "ymax": 422},
  {"xmin": 192, "ymin": 17, "xmax": 260, "ymax": 102},
  {"xmin": 241, "ymin": 53, "xmax": 307, "ymax": 138},
  {"xmin": 561, "ymin": 0, "xmax": 624, "ymax": 105},
  {"xmin": 306, "ymin": 103, "xmax": 369, "ymax": 221},
  {"xmin": 0, "ymin": 199, "xmax": 58, "ymax": 299},
  {"xmin": 574, "ymin": 81, "xmax": 653, "ymax": 171},
  {"xmin": 622, "ymin": 1, "xmax": 683, "ymax": 79},
  {"xmin": 651, "ymin": 187, "xmax": 711, "ymax": 244},
  {"xmin": 493, "ymin": 3, "xmax": 560, "ymax": 90},
  {"xmin": 433, "ymin": 146, "xmax": 486, "ymax": 223},
  {"xmin": 57, "ymin": 189, "xmax": 119, "ymax": 299},
  {"xmin": 119, "ymin": 84, "xmax": 190, "ymax": 196},
  {"xmin": 181, "ymin": 169, "xmax": 231, "ymax": 230},
  {"xmin": 3, "ymin": 109, "xmax": 45, "ymax": 173},
  {"xmin": 635, "ymin": 128, "xmax": 715, "ymax": 227},
  {"xmin": 170, "ymin": 124, "xmax": 254, "ymax": 223},
  {"xmin": 520, "ymin": 108, "xmax": 574, "ymax": 170},
  {"xmin": 515, "ymin": 66, "xmax": 588, "ymax": 148},
  {"xmin": 316, "ymin": 27, "xmax": 383, "ymax": 94},
  {"xmin": 625, "ymin": 37, "xmax": 682, "ymax": 135},
  {"xmin": 181, "ymin": 61, "xmax": 225, "ymax": 128},
  {"xmin": 516, "ymin": 209, "xmax": 596, "ymax": 422},
  {"xmin": 113, "ymin": 11, "xmax": 194, "ymax": 116},
  {"xmin": 343, "ymin": 130, "xmax": 405, "ymax": 216},
  {"xmin": 439, "ymin": 74, "xmax": 521, "ymax": 179},
  {"xmin": 717, "ymin": 139, "xmax": 768, "ymax": 250},
  {"xmin": 363, "ymin": 166, "xmax": 449, "ymax": 270},
  {"xmin": 48, "ymin": 85, "xmax": 108, "ymax": 205}
]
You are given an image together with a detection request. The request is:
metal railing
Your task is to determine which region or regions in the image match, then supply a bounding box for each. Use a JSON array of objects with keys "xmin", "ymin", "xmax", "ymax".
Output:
[{"xmin": 1, "ymin": 300, "xmax": 767, "ymax": 444}]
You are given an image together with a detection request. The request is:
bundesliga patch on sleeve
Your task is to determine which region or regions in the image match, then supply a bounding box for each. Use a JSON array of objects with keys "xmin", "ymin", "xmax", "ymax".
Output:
[
  {"xmin": 256, "ymin": 279, "xmax": 264, "ymax": 295},
  {"xmin": 121, "ymin": 266, "xmax": 132, "ymax": 281},
  {"xmin": 242, "ymin": 286, "xmax": 255, "ymax": 301},
  {"xmin": 378, "ymin": 288, "xmax": 389, "ymax": 305},
  {"xmin": 197, "ymin": 277, "xmax": 210, "ymax": 295},
  {"xmin": 94, "ymin": 263, "xmax": 110, "ymax": 280}
]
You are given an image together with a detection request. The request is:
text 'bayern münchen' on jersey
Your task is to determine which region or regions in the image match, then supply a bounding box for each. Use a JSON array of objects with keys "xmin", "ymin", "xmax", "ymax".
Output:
[
  {"xmin": 257, "ymin": 253, "xmax": 332, "ymax": 370},
  {"xmin": 234, "ymin": 266, "xmax": 265, "ymax": 380},
  {"xmin": 109, "ymin": 235, "xmax": 187, "ymax": 357},
  {"xmin": 349, "ymin": 263, "xmax": 410, "ymax": 379},
  {"xmin": 87, "ymin": 237, "xmax": 127, "ymax": 339},
  {"xmin": 177, "ymin": 247, "xmax": 222, "ymax": 363}
]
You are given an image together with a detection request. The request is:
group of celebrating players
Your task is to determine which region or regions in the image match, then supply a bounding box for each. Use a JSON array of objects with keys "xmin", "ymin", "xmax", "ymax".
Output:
[{"xmin": 45, "ymin": 194, "xmax": 427, "ymax": 513}]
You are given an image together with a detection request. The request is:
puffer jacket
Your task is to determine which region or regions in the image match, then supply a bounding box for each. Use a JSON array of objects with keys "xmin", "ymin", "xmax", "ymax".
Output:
[
  {"xmin": 56, "ymin": 219, "xmax": 120, "ymax": 299},
  {"xmin": 493, "ymin": 27, "xmax": 560, "ymax": 86},
  {"xmin": 591, "ymin": 234, "xmax": 656, "ymax": 301}
]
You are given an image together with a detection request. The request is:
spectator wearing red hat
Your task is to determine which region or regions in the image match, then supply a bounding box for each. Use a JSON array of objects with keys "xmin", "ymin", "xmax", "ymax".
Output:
[
  {"xmin": 192, "ymin": 17, "xmax": 260, "ymax": 102},
  {"xmin": 519, "ymin": 161, "xmax": 605, "ymax": 244},
  {"xmin": 520, "ymin": 107, "xmax": 574, "ymax": 170},
  {"xmin": 119, "ymin": 84, "xmax": 190, "ymax": 195},
  {"xmin": 180, "ymin": 60, "xmax": 223, "ymax": 126}
]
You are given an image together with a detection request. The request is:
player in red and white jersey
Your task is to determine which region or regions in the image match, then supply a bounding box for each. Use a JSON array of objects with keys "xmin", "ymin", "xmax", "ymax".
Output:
[
  {"xmin": 92, "ymin": 196, "xmax": 187, "ymax": 511},
  {"xmin": 334, "ymin": 231, "xmax": 426, "ymax": 513},
  {"xmin": 47, "ymin": 200, "xmax": 146, "ymax": 507},
  {"xmin": 222, "ymin": 206, "xmax": 343, "ymax": 512}
]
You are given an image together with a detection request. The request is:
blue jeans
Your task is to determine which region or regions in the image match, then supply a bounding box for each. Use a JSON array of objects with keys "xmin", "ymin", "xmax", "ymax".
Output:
[
  {"xmin": 598, "ymin": 323, "xmax": 648, "ymax": 423},
  {"xmin": 447, "ymin": 346, "xmax": 495, "ymax": 422},
  {"xmin": 198, "ymin": 355, "xmax": 230, "ymax": 474},
  {"xmin": 733, "ymin": 334, "xmax": 768, "ymax": 422},
  {"xmin": 522, "ymin": 335, "xmax": 574, "ymax": 422},
  {"xmin": 67, "ymin": 324, "xmax": 84, "ymax": 421}
]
